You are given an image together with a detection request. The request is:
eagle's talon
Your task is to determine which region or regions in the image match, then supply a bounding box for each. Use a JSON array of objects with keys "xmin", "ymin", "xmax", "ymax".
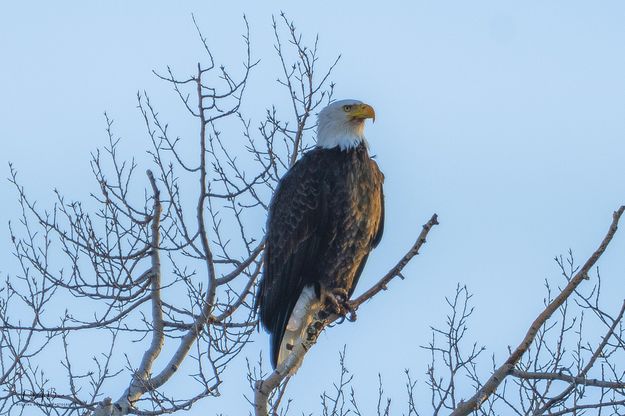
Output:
[
  {"xmin": 346, "ymin": 307, "xmax": 357, "ymax": 322},
  {"xmin": 323, "ymin": 288, "xmax": 354, "ymax": 319},
  {"xmin": 323, "ymin": 291, "xmax": 344, "ymax": 314}
]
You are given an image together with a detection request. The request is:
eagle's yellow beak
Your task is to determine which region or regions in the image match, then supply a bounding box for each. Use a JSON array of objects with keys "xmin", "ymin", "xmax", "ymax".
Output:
[{"xmin": 349, "ymin": 103, "xmax": 376, "ymax": 123}]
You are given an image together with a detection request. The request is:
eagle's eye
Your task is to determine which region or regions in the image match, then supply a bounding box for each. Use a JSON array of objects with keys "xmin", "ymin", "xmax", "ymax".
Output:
[{"xmin": 342, "ymin": 105, "xmax": 352, "ymax": 112}]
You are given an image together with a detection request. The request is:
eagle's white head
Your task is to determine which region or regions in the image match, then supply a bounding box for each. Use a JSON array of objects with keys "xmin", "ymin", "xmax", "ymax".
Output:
[{"xmin": 316, "ymin": 99, "xmax": 376, "ymax": 150}]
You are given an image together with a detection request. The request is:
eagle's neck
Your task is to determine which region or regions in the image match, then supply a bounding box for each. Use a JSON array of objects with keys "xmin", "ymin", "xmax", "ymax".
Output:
[{"xmin": 316, "ymin": 120, "xmax": 368, "ymax": 151}]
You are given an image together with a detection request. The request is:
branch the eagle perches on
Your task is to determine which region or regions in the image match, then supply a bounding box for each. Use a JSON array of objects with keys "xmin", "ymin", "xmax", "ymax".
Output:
[{"xmin": 253, "ymin": 214, "xmax": 440, "ymax": 416}]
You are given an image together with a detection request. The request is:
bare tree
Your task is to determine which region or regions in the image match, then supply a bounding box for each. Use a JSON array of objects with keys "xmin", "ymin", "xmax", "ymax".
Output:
[{"xmin": 1, "ymin": 13, "xmax": 623, "ymax": 416}]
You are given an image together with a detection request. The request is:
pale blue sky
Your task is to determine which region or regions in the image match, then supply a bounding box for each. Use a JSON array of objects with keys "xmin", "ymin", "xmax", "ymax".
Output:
[{"xmin": 2, "ymin": 1, "xmax": 625, "ymax": 414}]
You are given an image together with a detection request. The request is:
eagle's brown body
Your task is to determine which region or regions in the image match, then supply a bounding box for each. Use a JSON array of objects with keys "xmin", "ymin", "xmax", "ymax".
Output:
[{"xmin": 257, "ymin": 142, "xmax": 384, "ymax": 368}]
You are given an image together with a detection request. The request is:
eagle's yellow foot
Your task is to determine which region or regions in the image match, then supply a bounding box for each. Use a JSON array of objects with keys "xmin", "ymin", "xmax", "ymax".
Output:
[{"xmin": 323, "ymin": 288, "xmax": 356, "ymax": 321}]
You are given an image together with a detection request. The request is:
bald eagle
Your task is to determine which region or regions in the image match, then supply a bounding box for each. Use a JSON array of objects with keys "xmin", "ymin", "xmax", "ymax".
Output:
[{"xmin": 257, "ymin": 99, "xmax": 384, "ymax": 369}]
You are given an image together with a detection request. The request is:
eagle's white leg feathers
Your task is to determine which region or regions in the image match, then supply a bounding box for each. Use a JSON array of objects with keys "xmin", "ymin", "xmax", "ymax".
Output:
[{"xmin": 277, "ymin": 285, "xmax": 321, "ymax": 369}]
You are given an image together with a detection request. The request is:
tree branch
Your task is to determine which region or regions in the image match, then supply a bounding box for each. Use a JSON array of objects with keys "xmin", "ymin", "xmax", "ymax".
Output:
[
  {"xmin": 510, "ymin": 369, "xmax": 625, "ymax": 390},
  {"xmin": 451, "ymin": 206, "xmax": 625, "ymax": 416}
]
